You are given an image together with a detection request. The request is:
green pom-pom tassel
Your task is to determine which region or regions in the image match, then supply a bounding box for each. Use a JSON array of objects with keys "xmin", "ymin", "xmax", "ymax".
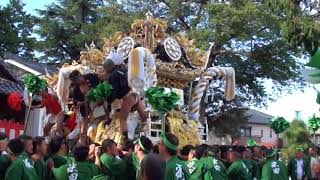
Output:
[
  {"xmin": 145, "ymin": 87, "xmax": 180, "ymax": 114},
  {"xmin": 247, "ymin": 138, "xmax": 257, "ymax": 147},
  {"xmin": 23, "ymin": 74, "xmax": 48, "ymax": 95},
  {"xmin": 85, "ymin": 82, "xmax": 113, "ymax": 102},
  {"xmin": 269, "ymin": 117, "xmax": 290, "ymax": 134},
  {"xmin": 307, "ymin": 115, "xmax": 320, "ymax": 132}
]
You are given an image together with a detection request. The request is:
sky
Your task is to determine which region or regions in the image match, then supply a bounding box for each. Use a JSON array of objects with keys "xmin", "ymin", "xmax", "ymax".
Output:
[
  {"xmin": 1, "ymin": 0, "xmax": 319, "ymax": 121},
  {"xmin": 0, "ymin": 0, "xmax": 53, "ymax": 15}
]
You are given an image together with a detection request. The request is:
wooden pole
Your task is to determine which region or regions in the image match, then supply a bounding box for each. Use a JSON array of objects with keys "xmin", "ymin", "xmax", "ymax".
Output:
[
  {"xmin": 162, "ymin": 113, "xmax": 166, "ymax": 133},
  {"xmin": 24, "ymin": 93, "xmax": 33, "ymax": 132}
]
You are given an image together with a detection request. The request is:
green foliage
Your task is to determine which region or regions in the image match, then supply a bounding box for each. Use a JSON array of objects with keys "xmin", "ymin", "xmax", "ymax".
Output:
[
  {"xmin": 145, "ymin": 87, "xmax": 180, "ymax": 114},
  {"xmin": 307, "ymin": 115, "xmax": 320, "ymax": 133},
  {"xmin": 207, "ymin": 107, "xmax": 249, "ymax": 141},
  {"xmin": 317, "ymin": 91, "xmax": 320, "ymax": 105},
  {"xmin": 85, "ymin": 82, "xmax": 112, "ymax": 102},
  {"xmin": 23, "ymin": 74, "xmax": 48, "ymax": 95},
  {"xmin": 36, "ymin": 0, "xmax": 104, "ymax": 61},
  {"xmin": 0, "ymin": 0, "xmax": 36, "ymax": 58},
  {"xmin": 33, "ymin": 0, "xmax": 308, "ymax": 108},
  {"xmin": 267, "ymin": 0, "xmax": 320, "ymax": 55},
  {"xmin": 282, "ymin": 120, "xmax": 311, "ymax": 158},
  {"xmin": 269, "ymin": 117, "xmax": 290, "ymax": 134}
]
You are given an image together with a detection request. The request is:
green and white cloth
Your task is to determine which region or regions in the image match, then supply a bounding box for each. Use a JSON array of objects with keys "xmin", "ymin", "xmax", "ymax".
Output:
[
  {"xmin": 0, "ymin": 155, "xmax": 10, "ymax": 180},
  {"xmin": 261, "ymin": 159, "xmax": 288, "ymax": 180},
  {"xmin": 227, "ymin": 160, "xmax": 251, "ymax": 180},
  {"xmin": 186, "ymin": 158, "xmax": 205, "ymax": 180},
  {"xmin": 165, "ymin": 156, "xmax": 190, "ymax": 180},
  {"xmin": 53, "ymin": 161, "xmax": 100, "ymax": 180},
  {"xmin": 201, "ymin": 156, "xmax": 227, "ymax": 180},
  {"xmin": 94, "ymin": 153, "xmax": 128, "ymax": 180},
  {"xmin": 4, "ymin": 154, "xmax": 39, "ymax": 180}
]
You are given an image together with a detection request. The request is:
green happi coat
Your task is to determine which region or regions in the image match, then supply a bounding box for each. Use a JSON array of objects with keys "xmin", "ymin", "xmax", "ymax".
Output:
[
  {"xmin": 201, "ymin": 156, "xmax": 227, "ymax": 180},
  {"xmin": 34, "ymin": 160, "xmax": 45, "ymax": 179},
  {"xmin": 46, "ymin": 154, "xmax": 68, "ymax": 180},
  {"xmin": 165, "ymin": 156, "xmax": 190, "ymax": 180},
  {"xmin": 51, "ymin": 154, "xmax": 68, "ymax": 168},
  {"xmin": 261, "ymin": 159, "xmax": 288, "ymax": 180},
  {"xmin": 243, "ymin": 159, "xmax": 260, "ymax": 180},
  {"xmin": 227, "ymin": 160, "xmax": 251, "ymax": 180},
  {"xmin": 187, "ymin": 158, "xmax": 205, "ymax": 180},
  {"xmin": 287, "ymin": 157, "xmax": 311, "ymax": 180},
  {"xmin": 94, "ymin": 153, "xmax": 127, "ymax": 180},
  {"xmin": 53, "ymin": 161, "xmax": 100, "ymax": 180},
  {"xmin": 4, "ymin": 154, "xmax": 40, "ymax": 180},
  {"xmin": 127, "ymin": 153, "xmax": 141, "ymax": 180},
  {"xmin": 0, "ymin": 155, "xmax": 11, "ymax": 180}
]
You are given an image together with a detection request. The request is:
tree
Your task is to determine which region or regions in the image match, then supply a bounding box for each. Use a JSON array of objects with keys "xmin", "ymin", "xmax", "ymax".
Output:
[
  {"xmin": 269, "ymin": 117, "xmax": 290, "ymax": 138},
  {"xmin": 307, "ymin": 115, "xmax": 320, "ymax": 141},
  {"xmin": 283, "ymin": 120, "xmax": 311, "ymax": 158},
  {"xmin": 36, "ymin": 0, "xmax": 105, "ymax": 61},
  {"xmin": 0, "ymin": 0, "xmax": 36, "ymax": 58},
  {"xmin": 267, "ymin": 0, "xmax": 320, "ymax": 55},
  {"xmin": 207, "ymin": 106, "xmax": 249, "ymax": 144},
  {"xmin": 104, "ymin": 0, "xmax": 306, "ymax": 107}
]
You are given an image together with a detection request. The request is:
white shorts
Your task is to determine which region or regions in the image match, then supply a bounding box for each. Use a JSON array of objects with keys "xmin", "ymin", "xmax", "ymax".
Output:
[{"xmin": 46, "ymin": 112, "xmax": 64, "ymax": 124}]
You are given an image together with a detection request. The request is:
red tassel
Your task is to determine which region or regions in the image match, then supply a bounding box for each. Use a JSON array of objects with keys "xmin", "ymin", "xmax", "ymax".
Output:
[{"xmin": 7, "ymin": 92, "xmax": 23, "ymax": 111}]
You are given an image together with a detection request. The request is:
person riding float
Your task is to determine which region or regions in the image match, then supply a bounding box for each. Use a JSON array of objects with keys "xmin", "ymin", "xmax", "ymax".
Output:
[
  {"xmin": 95, "ymin": 69, "xmax": 148, "ymax": 144},
  {"xmin": 68, "ymin": 70, "xmax": 101, "ymax": 139}
]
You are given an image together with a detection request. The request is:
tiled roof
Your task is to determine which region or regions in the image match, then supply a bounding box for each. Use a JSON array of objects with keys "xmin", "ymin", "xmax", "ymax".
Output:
[
  {"xmin": 0, "ymin": 63, "xmax": 18, "ymax": 83},
  {"xmin": 0, "ymin": 79, "xmax": 24, "ymax": 95},
  {"xmin": 2, "ymin": 52, "xmax": 57, "ymax": 75},
  {"xmin": 245, "ymin": 109, "xmax": 274, "ymax": 124}
]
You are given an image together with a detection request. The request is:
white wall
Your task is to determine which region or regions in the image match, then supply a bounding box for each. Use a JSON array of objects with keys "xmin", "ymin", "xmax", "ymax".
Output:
[
  {"xmin": 206, "ymin": 132, "xmax": 232, "ymax": 145},
  {"xmin": 204, "ymin": 123, "xmax": 278, "ymax": 145},
  {"xmin": 250, "ymin": 123, "xmax": 278, "ymax": 144}
]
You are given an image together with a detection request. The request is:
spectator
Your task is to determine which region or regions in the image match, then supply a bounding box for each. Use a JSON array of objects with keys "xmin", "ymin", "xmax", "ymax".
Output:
[
  {"xmin": 32, "ymin": 137, "xmax": 48, "ymax": 179},
  {"xmin": 179, "ymin": 144, "xmax": 194, "ymax": 161},
  {"xmin": 261, "ymin": 149, "xmax": 288, "ymax": 180},
  {"xmin": 51, "ymin": 145, "xmax": 100, "ymax": 180},
  {"xmin": 202, "ymin": 145, "xmax": 227, "ymax": 180},
  {"xmin": 227, "ymin": 151, "xmax": 251, "ymax": 180},
  {"xmin": 49, "ymin": 136, "xmax": 69, "ymax": 165},
  {"xmin": 96, "ymin": 139, "xmax": 127, "ymax": 179},
  {"xmin": 186, "ymin": 145, "xmax": 205, "ymax": 179},
  {"xmin": 123, "ymin": 140, "xmax": 135, "ymax": 154},
  {"xmin": 158, "ymin": 133, "xmax": 190, "ymax": 180},
  {"xmin": 0, "ymin": 132, "xmax": 8, "ymax": 155},
  {"xmin": 140, "ymin": 153, "xmax": 166, "ymax": 180},
  {"xmin": 5, "ymin": 139, "xmax": 39, "ymax": 180},
  {"xmin": 88, "ymin": 143, "xmax": 100, "ymax": 162},
  {"xmin": 288, "ymin": 147, "xmax": 311, "ymax": 180},
  {"xmin": 19, "ymin": 134, "xmax": 33, "ymax": 156},
  {"xmin": 311, "ymin": 159, "xmax": 320, "ymax": 180},
  {"xmin": 243, "ymin": 148, "xmax": 260, "ymax": 180},
  {"xmin": 38, "ymin": 91, "xmax": 64, "ymax": 136},
  {"xmin": 129, "ymin": 136, "xmax": 153, "ymax": 180},
  {"xmin": 0, "ymin": 133, "xmax": 10, "ymax": 180},
  {"xmin": 309, "ymin": 147, "xmax": 320, "ymax": 179}
]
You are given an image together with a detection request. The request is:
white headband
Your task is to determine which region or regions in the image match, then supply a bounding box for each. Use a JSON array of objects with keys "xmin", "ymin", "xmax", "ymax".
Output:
[{"xmin": 105, "ymin": 50, "xmax": 124, "ymax": 65}]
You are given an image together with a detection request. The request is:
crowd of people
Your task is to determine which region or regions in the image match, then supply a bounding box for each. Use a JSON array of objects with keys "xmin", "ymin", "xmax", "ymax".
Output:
[
  {"xmin": 2, "ymin": 50, "xmax": 319, "ymax": 180},
  {"xmin": 1, "ymin": 131, "xmax": 320, "ymax": 180}
]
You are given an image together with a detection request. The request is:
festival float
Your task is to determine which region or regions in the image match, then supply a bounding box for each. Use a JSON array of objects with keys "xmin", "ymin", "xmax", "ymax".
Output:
[{"xmin": 41, "ymin": 12, "xmax": 236, "ymax": 147}]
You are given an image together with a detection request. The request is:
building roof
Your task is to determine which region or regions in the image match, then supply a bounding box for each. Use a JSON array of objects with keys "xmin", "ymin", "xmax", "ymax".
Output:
[
  {"xmin": 0, "ymin": 79, "xmax": 24, "ymax": 95},
  {"xmin": 0, "ymin": 63, "xmax": 19, "ymax": 83},
  {"xmin": 2, "ymin": 53, "xmax": 57, "ymax": 75},
  {"xmin": 245, "ymin": 109, "xmax": 273, "ymax": 124}
]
